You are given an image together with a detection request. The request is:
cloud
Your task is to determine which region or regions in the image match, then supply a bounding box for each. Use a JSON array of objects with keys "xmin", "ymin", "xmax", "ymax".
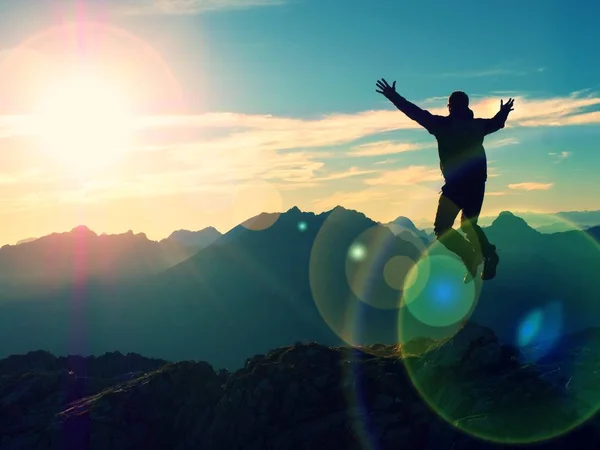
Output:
[
  {"xmin": 549, "ymin": 151, "xmax": 571, "ymax": 162},
  {"xmin": 487, "ymin": 166, "xmax": 501, "ymax": 178},
  {"xmin": 261, "ymin": 164, "xmax": 376, "ymax": 190},
  {"xmin": 127, "ymin": 111, "xmax": 404, "ymax": 163},
  {"xmin": 311, "ymin": 189, "xmax": 393, "ymax": 211},
  {"xmin": 30, "ymin": 147, "xmax": 375, "ymax": 205},
  {"xmin": 0, "ymin": 88, "xmax": 595, "ymax": 207},
  {"xmin": 127, "ymin": 89, "xmax": 600, "ymax": 144},
  {"xmin": 557, "ymin": 110, "xmax": 600, "ymax": 126},
  {"xmin": 115, "ymin": 0, "xmax": 284, "ymax": 15},
  {"xmin": 373, "ymin": 159, "xmax": 401, "ymax": 165},
  {"xmin": 486, "ymin": 191, "xmax": 508, "ymax": 196},
  {"xmin": 347, "ymin": 140, "xmax": 432, "ymax": 157},
  {"xmin": 316, "ymin": 167, "xmax": 377, "ymax": 181},
  {"xmin": 0, "ymin": 0, "xmax": 283, "ymax": 18},
  {"xmin": 363, "ymin": 165, "xmax": 441, "ymax": 187},
  {"xmin": 439, "ymin": 67, "xmax": 546, "ymax": 78},
  {"xmin": 0, "ymin": 168, "xmax": 46, "ymax": 185},
  {"xmin": 3, "ymin": 90, "xmax": 600, "ymax": 153},
  {"xmin": 486, "ymin": 137, "xmax": 520, "ymax": 149},
  {"xmin": 508, "ymin": 182, "xmax": 554, "ymax": 191},
  {"xmin": 347, "ymin": 133, "xmax": 516, "ymax": 160}
]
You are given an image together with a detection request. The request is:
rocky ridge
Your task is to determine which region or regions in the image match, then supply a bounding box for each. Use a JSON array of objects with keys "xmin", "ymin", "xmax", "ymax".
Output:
[{"xmin": 1, "ymin": 323, "xmax": 600, "ymax": 449}]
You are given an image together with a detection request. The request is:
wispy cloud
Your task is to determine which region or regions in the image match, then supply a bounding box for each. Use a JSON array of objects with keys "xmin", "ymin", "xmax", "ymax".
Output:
[
  {"xmin": 363, "ymin": 166, "xmax": 441, "ymax": 187},
  {"xmin": 373, "ymin": 158, "xmax": 402, "ymax": 165},
  {"xmin": 129, "ymin": 89, "xmax": 600, "ymax": 141},
  {"xmin": 4, "ymin": 90, "xmax": 600, "ymax": 152},
  {"xmin": 7, "ymin": 148, "xmax": 339, "ymax": 206},
  {"xmin": 311, "ymin": 189, "xmax": 393, "ymax": 211},
  {"xmin": 347, "ymin": 140, "xmax": 432, "ymax": 157},
  {"xmin": 486, "ymin": 191, "xmax": 508, "ymax": 196},
  {"xmin": 0, "ymin": 168, "xmax": 46, "ymax": 186},
  {"xmin": 508, "ymin": 182, "xmax": 554, "ymax": 191},
  {"xmin": 316, "ymin": 167, "xmax": 376, "ymax": 181},
  {"xmin": 262, "ymin": 165, "xmax": 376, "ymax": 190},
  {"xmin": 487, "ymin": 166, "xmax": 501, "ymax": 178},
  {"xmin": 24, "ymin": 150, "xmax": 377, "ymax": 206},
  {"xmin": 439, "ymin": 66, "xmax": 545, "ymax": 78},
  {"xmin": 116, "ymin": 0, "xmax": 285, "ymax": 15},
  {"xmin": 0, "ymin": 89, "xmax": 596, "ymax": 207},
  {"xmin": 486, "ymin": 137, "xmax": 520, "ymax": 149},
  {"xmin": 549, "ymin": 151, "xmax": 571, "ymax": 162}
]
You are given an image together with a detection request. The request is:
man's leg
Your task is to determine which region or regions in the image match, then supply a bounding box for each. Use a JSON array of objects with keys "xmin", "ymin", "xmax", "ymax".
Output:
[
  {"xmin": 460, "ymin": 181, "xmax": 499, "ymax": 280},
  {"xmin": 433, "ymin": 188, "xmax": 478, "ymax": 279}
]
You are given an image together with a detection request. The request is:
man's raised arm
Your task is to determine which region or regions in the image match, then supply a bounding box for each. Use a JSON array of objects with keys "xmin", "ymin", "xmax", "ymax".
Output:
[
  {"xmin": 376, "ymin": 78, "xmax": 438, "ymax": 134},
  {"xmin": 483, "ymin": 98, "xmax": 515, "ymax": 135}
]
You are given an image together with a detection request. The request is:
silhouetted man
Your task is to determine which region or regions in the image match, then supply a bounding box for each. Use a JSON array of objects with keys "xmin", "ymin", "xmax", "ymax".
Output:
[{"xmin": 375, "ymin": 78, "xmax": 514, "ymax": 282}]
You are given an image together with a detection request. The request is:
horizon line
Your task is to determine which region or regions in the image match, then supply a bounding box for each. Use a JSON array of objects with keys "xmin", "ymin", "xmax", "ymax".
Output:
[{"xmin": 4, "ymin": 205, "xmax": 599, "ymax": 247}]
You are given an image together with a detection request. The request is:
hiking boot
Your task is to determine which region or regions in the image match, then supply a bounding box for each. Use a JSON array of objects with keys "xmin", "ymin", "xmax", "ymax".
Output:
[
  {"xmin": 462, "ymin": 248, "xmax": 483, "ymax": 284},
  {"xmin": 481, "ymin": 245, "xmax": 499, "ymax": 281}
]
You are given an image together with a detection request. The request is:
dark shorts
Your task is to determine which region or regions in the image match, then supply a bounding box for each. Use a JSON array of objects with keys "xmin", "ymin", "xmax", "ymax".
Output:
[
  {"xmin": 441, "ymin": 176, "xmax": 486, "ymax": 219},
  {"xmin": 434, "ymin": 174, "xmax": 487, "ymax": 235}
]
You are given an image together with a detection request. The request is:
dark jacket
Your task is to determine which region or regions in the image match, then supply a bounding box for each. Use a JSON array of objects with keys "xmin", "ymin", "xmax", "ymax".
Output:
[{"xmin": 388, "ymin": 94, "xmax": 510, "ymax": 182}]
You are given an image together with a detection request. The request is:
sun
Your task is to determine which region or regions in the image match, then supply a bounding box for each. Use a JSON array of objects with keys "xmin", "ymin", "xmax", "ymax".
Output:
[{"xmin": 31, "ymin": 68, "xmax": 135, "ymax": 173}]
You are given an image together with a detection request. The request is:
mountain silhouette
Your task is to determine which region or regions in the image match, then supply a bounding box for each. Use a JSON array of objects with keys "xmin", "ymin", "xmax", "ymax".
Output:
[
  {"xmin": 385, "ymin": 215, "xmax": 432, "ymax": 243},
  {"xmin": 160, "ymin": 226, "xmax": 222, "ymax": 248},
  {"xmin": 536, "ymin": 222, "xmax": 582, "ymax": 234},
  {"xmin": 484, "ymin": 210, "xmax": 543, "ymax": 247},
  {"xmin": 0, "ymin": 226, "xmax": 204, "ymax": 298},
  {"xmin": 470, "ymin": 211, "xmax": 600, "ymax": 343},
  {"xmin": 0, "ymin": 206, "xmax": 432, "ymax": 366},
  {"xmin": 15, "ymin": 237, "xmax": 37, "ymax": 245},
  {"xmin": 469, "ymin": 209, "xmax": 600, "ymax": 231},
  {"xmin": 0, "ymin": 207, "xmax": 599, "ymax": 372},
  {"xmin": 586, "ymin": 225, "xmax": 600, "ymax": 241}
]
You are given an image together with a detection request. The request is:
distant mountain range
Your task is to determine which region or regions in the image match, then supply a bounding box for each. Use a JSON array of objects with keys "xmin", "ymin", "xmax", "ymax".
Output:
[
  {"xmin": 384, "ymin": 215, "xmax": 433, "ymax": 242},
  {"xmin": 160, "ymin": 227, "xmax": 222, "ymax": 248},
  {"xmin": 0, "ymin": 206, "xmax": 599, "ymax": 370},
  {"xmin": 414, "ymin": 209, "xmax": 600, "ymax": 233},
  {"xmin": 0, "ymin": 226, "xmax": 222, "ymax": 296}
]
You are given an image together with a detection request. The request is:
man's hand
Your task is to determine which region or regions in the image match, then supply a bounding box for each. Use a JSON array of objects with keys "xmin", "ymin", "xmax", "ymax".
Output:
[
  {"xmin": 499, "ymin": 98, "xmax": 515, "ymax": 115},
  {"xmin": 376, "ymin": 78, "xmax": 399, "ymax": 101},
  {"xmin": 376, "ymin": 78, "xmax": 436, "ymax": 132}
]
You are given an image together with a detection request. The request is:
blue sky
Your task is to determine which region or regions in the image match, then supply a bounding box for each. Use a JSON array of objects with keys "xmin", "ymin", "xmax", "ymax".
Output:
[{"xmin": 0, "ymin": 0, "xmax": 597, "ymax": 242}]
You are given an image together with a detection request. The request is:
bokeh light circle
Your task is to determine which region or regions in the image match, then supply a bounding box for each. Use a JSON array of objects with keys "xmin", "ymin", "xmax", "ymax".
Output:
[
  {"xmin": 402, "ymin": 253, "xmax": 480, "ymax": 328},
  {"xmin": 400, "ymin": 212, "xmax": 600, "ymax": 445},
  {"xmin": 383, "ymin": 255, "xmax": 419, "ymax": 291},
  {"xmin": 398, "ymin": 229, "xmax": 483, "ymax": 333},
  {"xmin": 309, "ymin": 208, "xmax": 427, "ymax": 351},
  {"xmin": 344, "ymin": 225, "xmax": 424, "ymax": 310}
]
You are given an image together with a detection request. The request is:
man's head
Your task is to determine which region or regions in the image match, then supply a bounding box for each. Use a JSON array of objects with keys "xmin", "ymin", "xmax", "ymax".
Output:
[{"xmin": 448, "ymin": 91, "xmax": 469, "ymax": 113}]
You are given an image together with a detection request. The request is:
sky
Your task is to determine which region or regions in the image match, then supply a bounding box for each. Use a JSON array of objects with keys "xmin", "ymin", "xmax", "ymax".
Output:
[{"xmin": 0, "ymin": 0, "xmax": 598, "ymax": 244}]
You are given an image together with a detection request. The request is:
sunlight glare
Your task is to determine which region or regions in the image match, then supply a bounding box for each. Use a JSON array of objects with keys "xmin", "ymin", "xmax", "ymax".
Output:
[{"xmin": 32, "ymin": 69, "xmax": 135, "ymax": 173}]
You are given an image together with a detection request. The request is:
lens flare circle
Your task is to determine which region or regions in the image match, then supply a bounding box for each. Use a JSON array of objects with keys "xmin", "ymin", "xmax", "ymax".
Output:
[
  {"xmin": 309, "ymin": 209, "xmax": 425, "ymax": 350},
  {"xmin": 403, "ymin": 253, "xmax": 480, "ymax": 328},
  {"xmin": 384, "ymin": 255, "xmax": 418, "ymax": 291},
  {"xmin": 344, "ymin": 225, "xmax": 424, "ymax": 311},
  {"xmin": 400, "ymin": 213, "xmax": 600, "ymax": 445}
]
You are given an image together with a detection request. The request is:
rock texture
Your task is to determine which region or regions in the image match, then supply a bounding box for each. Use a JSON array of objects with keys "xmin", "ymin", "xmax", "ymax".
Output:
[{"xmin": 1, "ymin": 324, "xmax": 599, "ymax": 449}]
